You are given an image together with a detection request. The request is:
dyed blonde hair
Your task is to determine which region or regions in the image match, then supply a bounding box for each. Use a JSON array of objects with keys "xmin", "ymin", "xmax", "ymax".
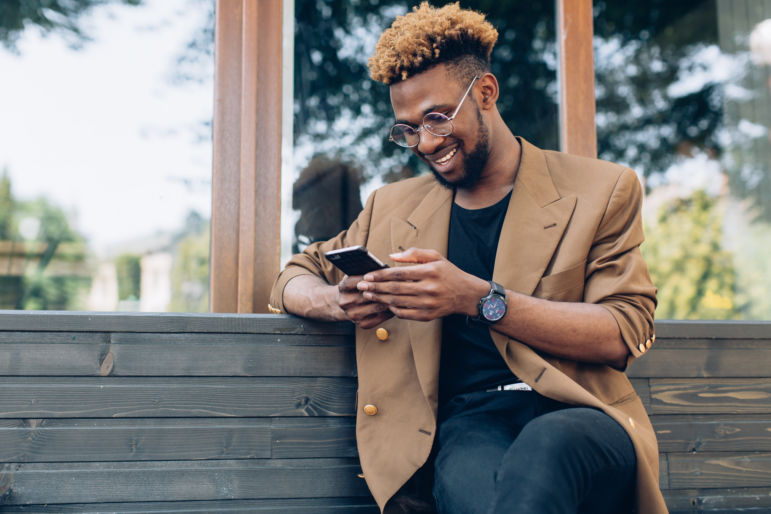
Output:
[{"xmin": 368, "ymin": 2, "xmax": 498, "ymax": 85}]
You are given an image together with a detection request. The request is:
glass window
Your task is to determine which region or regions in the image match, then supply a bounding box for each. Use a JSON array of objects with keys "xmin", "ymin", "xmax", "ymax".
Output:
[
  {"xmin": 284, "ymin": 0, "xmax": 558, "ymax": 259},
  {"xmin": 0, "ymin": 0, "xmax": 214, "ymax": 312},
  {"xmin": 595, "ymin": 0, "xmax": 771, "ymax": 319}
]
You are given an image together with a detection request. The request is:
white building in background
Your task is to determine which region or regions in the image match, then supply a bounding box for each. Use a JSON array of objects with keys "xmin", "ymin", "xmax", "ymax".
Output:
[{"xmin": 139, "ymin": 252, "xmax": 172, "ymax": 312}]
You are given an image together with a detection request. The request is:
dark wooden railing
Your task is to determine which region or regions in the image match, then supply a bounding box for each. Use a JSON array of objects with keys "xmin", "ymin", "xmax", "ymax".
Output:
[{"xmin": 0, "ymin": 311, "xmax": 768, "ymax": 513}]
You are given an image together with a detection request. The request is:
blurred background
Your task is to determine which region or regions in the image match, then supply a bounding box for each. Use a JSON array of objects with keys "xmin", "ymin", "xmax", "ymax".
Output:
[{"xmin": 1, "ymin": 0, "xmax": 769, "ymax": 320}]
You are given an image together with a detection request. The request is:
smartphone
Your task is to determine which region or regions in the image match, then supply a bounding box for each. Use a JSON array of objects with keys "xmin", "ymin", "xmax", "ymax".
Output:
[{"xmin": 324, "ymin": 245, "xmax": 389, "ymax": 276}]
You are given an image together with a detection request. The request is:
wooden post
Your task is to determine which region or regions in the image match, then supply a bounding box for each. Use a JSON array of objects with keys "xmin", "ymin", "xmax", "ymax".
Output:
[
  {"xmin": 210, "ymin": 0, "xmax": 283, "ymax": 313},
  {"xmin": 557, "ymin": 0, "xmax": 597, "ymax": 158}
]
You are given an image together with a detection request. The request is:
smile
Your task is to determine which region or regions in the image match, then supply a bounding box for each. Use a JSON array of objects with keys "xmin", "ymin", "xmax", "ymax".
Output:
[{"xmin": 434, "ymin": 147, "xmax": 457, "ymax": 165}]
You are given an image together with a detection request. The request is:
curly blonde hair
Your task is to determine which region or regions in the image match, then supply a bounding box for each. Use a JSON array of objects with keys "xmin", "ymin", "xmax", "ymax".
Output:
[{"xmin": 368, "ymin": 2, "xmax": 498, "ymax": 85}]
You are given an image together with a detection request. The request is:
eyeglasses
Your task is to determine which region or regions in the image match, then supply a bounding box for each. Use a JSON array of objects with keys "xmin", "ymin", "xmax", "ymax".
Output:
[{"xmin": 389, "ymin": 75, "xmax": 480, "ymax": 148}]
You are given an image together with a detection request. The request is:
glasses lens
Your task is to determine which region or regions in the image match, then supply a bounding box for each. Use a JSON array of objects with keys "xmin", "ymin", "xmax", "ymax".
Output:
[
  {"xmin": 423, "ymin": 113, "xmax": 453, "ymax": 137},
  {"xmin": 390, "ymin": 124, "xmax": 419, "ymax": 147}
]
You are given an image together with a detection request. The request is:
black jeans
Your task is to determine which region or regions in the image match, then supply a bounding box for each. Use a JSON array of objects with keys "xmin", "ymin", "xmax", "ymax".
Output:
[{"xmin": 432, "ymin": 390, "xmax": 636, "ymax": 514}]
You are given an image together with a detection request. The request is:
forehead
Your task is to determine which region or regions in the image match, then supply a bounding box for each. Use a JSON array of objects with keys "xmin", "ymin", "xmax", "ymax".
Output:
[{"xmin": 389, "ymin": 65, "xmax": 464, "ymax": 122}]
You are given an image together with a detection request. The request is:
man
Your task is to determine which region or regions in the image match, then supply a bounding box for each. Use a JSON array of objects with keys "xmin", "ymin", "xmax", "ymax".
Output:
[{"xmin": 270, "ymin": 3, "xmax": 666, "ymax": 513}]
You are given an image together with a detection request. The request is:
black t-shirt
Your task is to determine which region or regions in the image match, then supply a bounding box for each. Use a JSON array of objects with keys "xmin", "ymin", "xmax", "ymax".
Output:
[{"xmin": 439, "ymin": 191, "xmax": 519, "ymax": 405}]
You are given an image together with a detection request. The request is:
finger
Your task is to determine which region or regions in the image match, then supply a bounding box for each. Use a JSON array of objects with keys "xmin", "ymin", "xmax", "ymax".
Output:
[
  {"xmin": 388, "ymin": 305, "xmax": 437, "ymax": 322},
  {"xmin": 361, "ymin": 263, "xmax": 439, "ymax": 284},
  {"xmin": 357, "ymin": 311, "xmax": 394, "ymax": 329},
  {"xmin": 388, "ymin": 247, "xmax": 443, "ymax": 264},
  {"xmin": 338, "ymin": 275, "xmax": 364, "ymax": 292}
]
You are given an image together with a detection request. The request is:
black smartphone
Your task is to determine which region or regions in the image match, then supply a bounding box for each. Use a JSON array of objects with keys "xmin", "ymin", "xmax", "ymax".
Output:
[{"xmin": 324, "ymin": 245, "xmax": 389, "ymax": 276}]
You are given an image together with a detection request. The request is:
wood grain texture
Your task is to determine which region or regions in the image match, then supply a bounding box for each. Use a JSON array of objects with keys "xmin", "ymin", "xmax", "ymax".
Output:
[
  {"xmin": 649, "ymin": 379, "xmax": 771, "ymax": 415},
  {"xmin": 667, "ymin": 452, "xmax": 771, "ymax": 489},
  {"xmin": 0, "ymin": 498, "xmax": 378, "ymax": 513},
  {"xmin": 0, "ymin": 338, "xmax": 354, "ymax": 377},
  {"xmin": 628, "ymin": 347, "xmax": 771, "ymax": 378},
  {"xmin": 652, "ymin": 414, "xmax": 771, "ymax": 453},
  {"xmin": 0, "ymin": 418, "xmax": 357, "ymax": 462},
  {"xmin": 0, "ymin": 312, "xmax": 353, "ymax": 335},
  {"xmin": 0, "ymin": 459, "xmax": 369, "ymax": 504},
  {"xmin": 663, "ymin": 487, "xmax": 771, "ymax": 513},
  {"xmin": 0, "ymin": 377, "xmax": 356, "ymax": 418}
]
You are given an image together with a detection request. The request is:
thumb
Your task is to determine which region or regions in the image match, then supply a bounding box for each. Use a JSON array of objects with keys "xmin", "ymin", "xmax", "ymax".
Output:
[{"xmin": 389, "ymin": 247, "xmax": 442, "ymax": 264}]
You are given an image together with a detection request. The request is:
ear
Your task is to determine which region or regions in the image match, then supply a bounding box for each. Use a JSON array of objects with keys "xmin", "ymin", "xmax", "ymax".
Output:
[{"xmin": 477, "ymin": 72, "xmax": 499, "ymax": 110}]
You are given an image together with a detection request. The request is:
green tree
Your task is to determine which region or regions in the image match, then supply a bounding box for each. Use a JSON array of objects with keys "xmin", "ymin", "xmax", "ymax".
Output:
[
  {"xmin": 0, "ymin": 172, "xmax": 91, "ymax": 310},
  {"xmin": 115, "ymin": 254, "xmax": 141, "ymax": 302},
  {"xmin": 169, "ymin": 212, "xmax": 209, "ymax": 312},
  {"xmin": 0, "ymin": 169, "xmax": 12, "ymax": 239},
  {"xmin": 643, "ymin": 190, "xmax": 741, "ymax": 319}
]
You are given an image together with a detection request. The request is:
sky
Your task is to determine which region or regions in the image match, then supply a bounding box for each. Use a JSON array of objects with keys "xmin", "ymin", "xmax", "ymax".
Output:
[{"xmin": 0, "ymin": 0, "xmax": 213, "ymax": 256}]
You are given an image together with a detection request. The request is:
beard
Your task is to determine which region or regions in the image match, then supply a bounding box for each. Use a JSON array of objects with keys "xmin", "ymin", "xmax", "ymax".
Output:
[{"xmin": 431, "ymin": 107, "xmax": 490, "ymax": 190}]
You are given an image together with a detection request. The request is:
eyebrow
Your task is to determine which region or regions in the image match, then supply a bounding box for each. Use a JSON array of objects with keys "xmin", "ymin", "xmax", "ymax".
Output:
[{"xmin": 394, "ymin": 103, "xmax": 454, "ymax": 126}]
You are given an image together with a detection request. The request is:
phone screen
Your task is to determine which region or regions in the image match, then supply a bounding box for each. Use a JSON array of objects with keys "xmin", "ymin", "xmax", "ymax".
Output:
[{"xmin": 324, "ymin": 246, "xmax": 388, "ymax": 276}]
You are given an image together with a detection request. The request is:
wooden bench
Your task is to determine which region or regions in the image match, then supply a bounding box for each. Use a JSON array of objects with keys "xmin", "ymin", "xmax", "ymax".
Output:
[{"xmin": 0, "ymin": 312, "xmax": 767, "ymax": 513}]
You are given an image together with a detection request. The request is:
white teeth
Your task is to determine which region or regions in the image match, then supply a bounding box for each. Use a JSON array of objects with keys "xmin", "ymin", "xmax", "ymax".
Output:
[{"xmin": 435, "ymin": 147, "xmax": 457, "ymax": 164}]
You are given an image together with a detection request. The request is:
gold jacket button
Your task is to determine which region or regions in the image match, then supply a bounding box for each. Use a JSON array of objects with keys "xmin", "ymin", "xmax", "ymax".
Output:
[
  {"xmin": 638, "ymin": 343, "xmax": 646, "ymax": 353},
  {"xmin": 645, "ymin": 338, "xmax": 652, "ymax": 349},
  {"xmin": 363, "ymin": 404, "xmax": 378, "ymax": 416},
  {"xmin": 629, "ymin": 417, "xmax": 636, "ymax": 429},
  {"xmin": 652, "ymin": 333, "xmax": 656, "ymax": 343},
  {"xmin": 376, "ymin": 328, "xmax": 389, "ymax": 341}
]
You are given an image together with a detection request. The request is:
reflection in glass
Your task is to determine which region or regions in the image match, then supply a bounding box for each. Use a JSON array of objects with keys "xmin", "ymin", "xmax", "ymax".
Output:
[
  {"xmin": 595, "ymin": 0, "xmax": 771, "ymax": 319},
  {"xmin": 288, "ymin": 0, "xmax": 558, "ymax": 257},
  {"xmin": 0, "ymin": 0, "xmax": 214, "ymax": 312}
]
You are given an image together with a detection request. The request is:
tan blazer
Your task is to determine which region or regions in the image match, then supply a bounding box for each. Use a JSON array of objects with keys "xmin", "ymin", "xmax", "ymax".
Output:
[{"xmin": 270, "ymin": 139, "xmax": 667, "ymax": 513}]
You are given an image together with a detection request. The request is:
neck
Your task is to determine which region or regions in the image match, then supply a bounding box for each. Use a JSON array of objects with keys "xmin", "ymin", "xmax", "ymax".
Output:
[{"xmin": 454, "ymin": 114, "xmax": 521, "ymax": 210}]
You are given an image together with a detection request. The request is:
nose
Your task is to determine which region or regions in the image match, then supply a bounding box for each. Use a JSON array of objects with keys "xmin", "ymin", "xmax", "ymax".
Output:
[{"xmin": 415, "ymin": 128, "xmax": 444, "ymax": 156}]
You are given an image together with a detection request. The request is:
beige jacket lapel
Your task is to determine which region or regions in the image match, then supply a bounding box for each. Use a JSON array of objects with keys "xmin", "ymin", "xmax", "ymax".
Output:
[
  {"xmin": 489, "ymin": 139, "xmax": 590, "ymax": 400},
  {"xmin": 390, "ymin": 182, "xmax": 453, "ymax": 412}
]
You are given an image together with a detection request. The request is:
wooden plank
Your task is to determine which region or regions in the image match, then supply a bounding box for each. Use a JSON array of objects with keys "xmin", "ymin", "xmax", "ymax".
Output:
[
  {"xmin": 0, "ymin": 339, "xmax": 354, "ymax": 377},
  {"xmin": 0, "ymin": 418, "xmax": 272, "ymax": 462},
  {"xmin": 667, "ymin": 452, "xmax": 771, "ymax": 489},
  {"xmin": 628, "ymin": 347, "xmax": 771, "ymax": 378},
  {"xmin": 0, "ymin": 418, "xmax": 357, "ymax": 462},
  {"xmin": 0, "ymin": 459, "xmax": 370, "ymax": 504},
  {"xmin": 652, "ymin": 320, "xmax": 771, "ymax": 340},
  {"xmin": 210, "ymin": 0, "xmax": 244, "ymax": 314},
  {"xmin": 557, "ymin": 0, "xmax": 596, "ymax": 157},
  {"xmin": 0, "ymin": 498, "xmax": 378, "ymax": 513},
  {"xmin": 0, "ymin": 377, "xmax": 356, "ymax": 418},
  {"xmin": 0, "ymin": 312, "xmax": 354, "ymax": 336},
  {"xmin": 652, "ymin": 414, "xmax": 771, "ymax": 453},
  {"xmin": 271, "ymin": 418, "xmax": 356, "ymax": 458},
  {"xmin": 649, "ymin": 379, "xmax": 771, "ymax": 415},
  {"xmin": 664, "ymin": 487, "xmax": 771, "ymax": 513}
]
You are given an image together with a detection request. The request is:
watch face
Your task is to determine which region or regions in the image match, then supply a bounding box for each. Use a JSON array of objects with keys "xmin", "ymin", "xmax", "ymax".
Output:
[{"xmin": 482, "ymin": 296, "xmax": 506, "ymax": 322}]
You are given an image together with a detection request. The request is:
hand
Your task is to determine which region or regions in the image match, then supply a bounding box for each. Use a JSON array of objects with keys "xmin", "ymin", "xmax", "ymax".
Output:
[
  {"xmin": 356, "ymin": 247, "xmax": 489, "ymax": 322},
  {"xmin": 336, "ymin": 275, "xmax": 394, "ymax": 329}
]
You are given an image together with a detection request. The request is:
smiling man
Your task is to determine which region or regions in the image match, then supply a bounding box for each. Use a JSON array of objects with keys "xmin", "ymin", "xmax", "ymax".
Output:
[{"xmin": 270, "ymin": 3, "xmax": 666, "ymax": 513}]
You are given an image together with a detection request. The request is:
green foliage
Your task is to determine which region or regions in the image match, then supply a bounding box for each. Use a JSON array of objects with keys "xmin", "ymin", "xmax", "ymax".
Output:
[
  {"xmin": 0, "ymin": 169, "xmax": 12, "ymax": 239},
  {"xmin": 115, "ymin": 254, "xmax": 141, "ymax": 301},
  {"xmin": 169, "ymin": 212, "xmax": 209, "ymax": 312},
  {"xmin": 0, "ymin": 0, "xmax": 142, "ymax": 51},
  {"xmin": 0, "ymin": 172, "xmax": 91, "ymax": 310},
  {"xmin": 643, "ymin": 190, "xmax": 742, "ymax": 319}
]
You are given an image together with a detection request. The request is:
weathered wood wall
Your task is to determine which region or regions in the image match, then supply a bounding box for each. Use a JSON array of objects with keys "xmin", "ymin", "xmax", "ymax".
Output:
[
  {"xmin": 627, "ymin": 321, "xmax": 771, "ymax": 513},
  {"xmin": 0, "ymin": 311, "xmax": 373, "ymax": 512},
  {"xmin": 0, "ymin": 312, "xmax": 768, "ymax": 512}
]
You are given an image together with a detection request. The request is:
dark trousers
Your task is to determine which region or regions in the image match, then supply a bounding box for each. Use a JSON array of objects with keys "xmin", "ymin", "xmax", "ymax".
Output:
[{"xmin": 432, "ymin": 390, "xmax": 636, "ymax": 514}]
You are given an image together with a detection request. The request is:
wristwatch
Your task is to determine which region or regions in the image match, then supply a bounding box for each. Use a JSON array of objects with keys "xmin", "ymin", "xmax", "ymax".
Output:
[{"xmin": 475, "ymin": 280, "xmax": 507, "ymax": 325}]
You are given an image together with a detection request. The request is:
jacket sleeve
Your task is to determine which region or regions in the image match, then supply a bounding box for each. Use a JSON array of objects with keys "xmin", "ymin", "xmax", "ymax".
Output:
[
  {"xmin": 268, "ymin": 189, "xmax": 377, "ymax": 313},
  {"xmin": 583, "ymin": 167, "xmax": 657, "ymax": 367}
]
